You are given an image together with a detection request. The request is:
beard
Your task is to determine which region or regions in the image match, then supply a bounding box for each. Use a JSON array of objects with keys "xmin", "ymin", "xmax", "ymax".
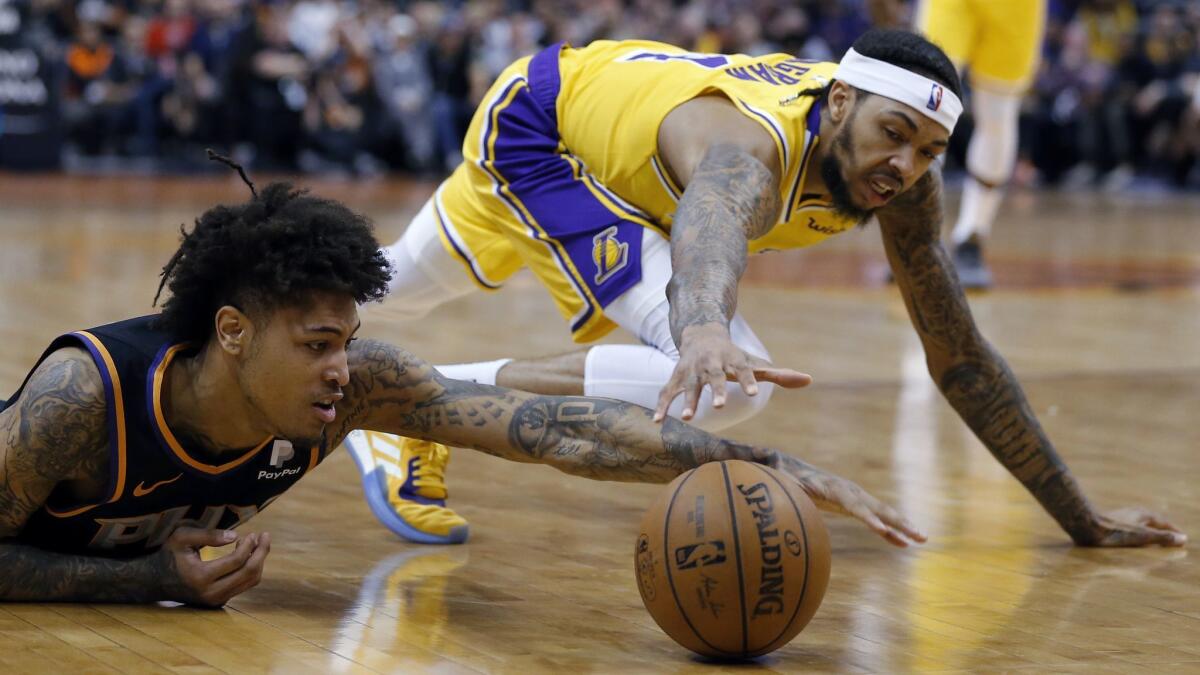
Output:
[
  {"xmin": 285, "ymin": 432, "xmax": 326, "ymax": 453},
  {"xmin": 820, "ymin": 126, "xmax": 876, "ymax": 227},
  {"xmin": 237, "ymin": 356, "xmax": 328, "ymax": 454}
]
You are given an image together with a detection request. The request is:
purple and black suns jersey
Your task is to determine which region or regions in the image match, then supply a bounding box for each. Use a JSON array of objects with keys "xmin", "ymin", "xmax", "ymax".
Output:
[{"xmin": 3, "ymin": 316, "xmax": 331, "ymax": 558}]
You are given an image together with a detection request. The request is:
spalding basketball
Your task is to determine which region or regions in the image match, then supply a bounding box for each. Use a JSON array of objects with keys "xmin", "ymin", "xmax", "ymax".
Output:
[{"xmin": 634, "ymin": 460, "xmax": 831, "ymax": 658}]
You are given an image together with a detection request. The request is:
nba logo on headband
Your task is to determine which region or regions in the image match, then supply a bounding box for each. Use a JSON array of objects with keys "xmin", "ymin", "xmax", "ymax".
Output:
[
  {"xmin": 834, "ymin": 48, "xmax": 962, "ymax": 132},
  {"xmin": 927, "ymin": 83, "xmax": 944, "ymax": 112}
]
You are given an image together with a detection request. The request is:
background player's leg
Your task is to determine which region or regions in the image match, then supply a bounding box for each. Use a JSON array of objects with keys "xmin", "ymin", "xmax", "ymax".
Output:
[
  {"xmin": 351, "ymin": 193, "xmax": 482, "ymax": 545},
  {"xmin": 384, "ymin": 195, "xmax": 516, "ymax": 383},
  {"xmin": 382, "ymin": 196, "xmax": 480, "ymax": 317},
  {"xmin": 950, "ymin": 87, "xmax": 1023, "ymax": 289}
]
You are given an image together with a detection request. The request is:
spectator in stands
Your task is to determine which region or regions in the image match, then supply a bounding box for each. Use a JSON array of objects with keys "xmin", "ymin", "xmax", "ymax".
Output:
[
  {"xmin": 427, "ymin": 13, "xmax": 471, "ymax": 172},
  {"xmin": 226, "ymin": 2, "xmax": 307, "ymax": 169},
  {"xmin": 63, "ymin": 20, "xmax": 138, "ymax": 156},
  {"xmin": 373, "ymin": 13, "xmax": 436, "ymax": 172},
  {"xmin": 20, "ymin": 0, "xmax": 1200, "ymax": 187}
]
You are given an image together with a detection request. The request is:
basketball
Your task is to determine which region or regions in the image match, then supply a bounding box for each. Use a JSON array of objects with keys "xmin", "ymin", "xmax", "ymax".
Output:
[{"xmin": 634, "ymin": 460, "xmax": 831, "ymax": 658}]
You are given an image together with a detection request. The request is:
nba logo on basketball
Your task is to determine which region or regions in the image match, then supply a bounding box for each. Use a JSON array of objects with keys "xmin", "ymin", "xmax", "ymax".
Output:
[{"xmin": 927, "ymin": 83, "xmax": 944, "ymax": 112}]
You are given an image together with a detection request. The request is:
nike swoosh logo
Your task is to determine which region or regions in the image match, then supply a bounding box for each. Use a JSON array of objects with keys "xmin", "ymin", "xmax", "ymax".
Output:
[{"xmin": 132, "ymin": 473, "xmax": 182, "ymax": 498}]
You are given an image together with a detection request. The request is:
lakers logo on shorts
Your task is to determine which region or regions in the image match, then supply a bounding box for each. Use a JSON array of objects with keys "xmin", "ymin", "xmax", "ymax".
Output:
[{"xmin": 592, "ymin": 226, "xmax": 629, "ymax": 285}]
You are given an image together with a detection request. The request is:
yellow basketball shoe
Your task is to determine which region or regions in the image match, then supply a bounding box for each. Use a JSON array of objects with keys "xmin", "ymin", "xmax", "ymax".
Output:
[{"xmin": 343, "ymin": 431, "xmax": 469, "ymax": 544}]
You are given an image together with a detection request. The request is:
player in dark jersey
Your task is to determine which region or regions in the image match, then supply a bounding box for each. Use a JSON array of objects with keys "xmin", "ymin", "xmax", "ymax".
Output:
[{"xmin": 0, "ymin": 179, "xmax": 935, "ymax": 607}]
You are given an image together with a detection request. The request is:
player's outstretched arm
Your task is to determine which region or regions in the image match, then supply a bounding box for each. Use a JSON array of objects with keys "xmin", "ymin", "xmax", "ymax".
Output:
[
  {"xmin": 878, "ymin": 171, "xmax": 1186, "ymax": 547},
  {"xmin": 344, "ymin": 340, "xmax": 923, "ymax": 547},
  {"xmin": 654, "ymin": 97, "xmax": 812, "ymax": 422},
  {"xmin": 0, "ymin": 349, "xmax": 271, "ymax": 603}
]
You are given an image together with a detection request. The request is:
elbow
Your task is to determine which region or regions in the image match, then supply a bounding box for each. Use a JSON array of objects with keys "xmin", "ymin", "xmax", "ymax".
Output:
[{"xmin": 924, "ymin": 334, "xmax": 993, "ymax": 387}]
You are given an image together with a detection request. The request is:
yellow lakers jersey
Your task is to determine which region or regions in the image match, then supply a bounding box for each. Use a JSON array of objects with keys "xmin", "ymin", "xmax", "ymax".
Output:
[{"xmin": 554, "ymin": 40, "xmax": 855, "ymax": 252}]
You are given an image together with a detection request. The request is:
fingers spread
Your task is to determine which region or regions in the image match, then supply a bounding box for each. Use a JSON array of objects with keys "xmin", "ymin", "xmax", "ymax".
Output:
[
  {"xmin": 1142, "ymin": 515, "xmax": 1185, "ymax": 534},
  {"xmin": 682, "ymin": 376, "xmax": 704, "ymax": 419},
  {"xmin": 880, "ymin": 509, "xmax": 927, "ymax": 544},
  {"xmin": 864, "ymin": 511, "xmax": 907, "ymax": 542},
  {"xmin": 654, "ymin": 382, "xmax": 683, "ymax": 422},
  {"xmin": 1104, "ymin": 526, "xmax": 1187, "ymax": 547},
  {"xmin": 731, "ymin": 364, "xmax": 759, "ymax": 396},
  {"xmin": 753, "ymin": 368, "xmax": 813, "ymax": 388},
  {"xmin": 849, "ymin": 505, "xmax": 910, "ymax": 548},
  {"xmin": 1155, "ymin": 529, "xmax": 1187, "ymax": 547},
  {"xmin": 706, "ymin": 371, "xmax": 726, "ymax": 409}
]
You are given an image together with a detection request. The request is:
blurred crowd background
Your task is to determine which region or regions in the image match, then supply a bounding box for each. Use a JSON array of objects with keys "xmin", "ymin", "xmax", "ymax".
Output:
[{"xmin": 0, "ymin": 0, "xmax": 1197, "ymax": 189}]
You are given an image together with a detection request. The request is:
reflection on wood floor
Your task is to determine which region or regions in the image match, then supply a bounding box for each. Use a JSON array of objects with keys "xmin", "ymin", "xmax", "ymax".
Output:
[{"xmin": 0, "ymin": 175, "xmax": 1196, "ymax": 673}]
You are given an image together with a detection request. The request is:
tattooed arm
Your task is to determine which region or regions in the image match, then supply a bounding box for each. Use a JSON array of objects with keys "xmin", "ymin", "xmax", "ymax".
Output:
[
  {"xmin": 0, "ymin": 348, "xmax": 161, "ymax": 601},
  {"xmin": 879, "ymin": 171, "xmax": 1185, "ymax": 547},
  {"xmin": 653, "ymin": 97, "xmax": 812, "ymax": 422},
  {"xmin": 0, "ymin": 348, "xmax": 269, "ymax": 603},
  {"xmin": 341, "ymin": 340, "xmax": 924, "ymax": 546}
]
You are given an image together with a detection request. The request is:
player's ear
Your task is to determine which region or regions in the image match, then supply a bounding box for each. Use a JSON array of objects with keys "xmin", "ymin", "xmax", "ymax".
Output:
[
  {"xmin": 827, "ymin": 80, "xmax": 857, "ymax": 125},
  {"xmin": 214, "ymin": 305, "xmax": 253, "ymax": 356}
]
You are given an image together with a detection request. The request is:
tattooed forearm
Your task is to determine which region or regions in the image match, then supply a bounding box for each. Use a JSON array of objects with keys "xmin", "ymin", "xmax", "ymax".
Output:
[
  {"xmin": 345, "ymin": 342, "xmax": 778, "ymax": 482},
  {"xmin": 938, "ymin": 353, "xmax": 1095, "ymax": 538},
  {"xmin": 667, "ymin": 144, "xmax": 780, "ymax": 343},
  {"xmin": 0, "ymin": 348, "xmax": 108, "ymax": 537},
  {"xmin": 348, "ymin": 338, "xmax": 923, "ymax": 544},
  {"xmin": 879, "ymin": 172, "xmax": 1097, "ymax": 540},
  {"xmin": 504, "ymin": 395, "xmax": 776, "ymax": 481},
  {"xmin": 0, "ymin": 541, "xmax": 164, "ymax": 602}
]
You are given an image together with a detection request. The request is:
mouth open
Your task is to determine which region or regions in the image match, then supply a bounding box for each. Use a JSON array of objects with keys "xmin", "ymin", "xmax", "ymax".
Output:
[
  {"xmin": 864, "ymin": 174, "xmax": 899, "ymax": 207},
  {"xmin": 313, "ymin": 398, "xmax": 338, "ymax": 424}
]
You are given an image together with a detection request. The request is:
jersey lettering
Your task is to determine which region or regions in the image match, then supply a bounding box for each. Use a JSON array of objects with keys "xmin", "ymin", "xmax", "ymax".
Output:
[
  {"xmin": 90, "ymin": 503, "xmax": 265, "ymax": 549},
  {"xmin": 723, "ymin": 59, "xmax": 813, "ymax": 87}
]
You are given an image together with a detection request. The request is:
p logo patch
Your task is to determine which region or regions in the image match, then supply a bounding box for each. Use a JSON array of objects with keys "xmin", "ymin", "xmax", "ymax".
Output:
[
  {"xmin": 592, "ymin": 226, "xmax": 629, "ymax": 285},
  {"xmin": 927, "ymin": 83, "xmax": 944, "ymax": 112},
  {"xmin": 268, "ymin": 440, "xmax": 295, "ymax": 468}
]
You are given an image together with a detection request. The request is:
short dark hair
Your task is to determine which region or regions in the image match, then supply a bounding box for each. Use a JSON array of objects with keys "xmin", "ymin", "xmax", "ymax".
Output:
[
  {"xmin": 801, "ymin": 29, "xmax": 962, "ymax": 103},
  {"xmin": 154, "ymin": 182, "xmax": 392, "ymax": 343}
]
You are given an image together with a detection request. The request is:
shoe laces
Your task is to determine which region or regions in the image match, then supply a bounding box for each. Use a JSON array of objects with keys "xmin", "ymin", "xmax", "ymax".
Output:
[{"xmin": 410, "ymin": 442, "xmax": 448, "ymax": 491}]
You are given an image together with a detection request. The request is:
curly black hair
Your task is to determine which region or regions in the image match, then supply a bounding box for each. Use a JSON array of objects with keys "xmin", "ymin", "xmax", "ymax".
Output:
[
  {"xmin": 153, "ymin": 182, "xmax": 392, "ymax": 343},
  {"xmin": 799, "ymin": 29, "xmax": 962, "ymax": 103}
]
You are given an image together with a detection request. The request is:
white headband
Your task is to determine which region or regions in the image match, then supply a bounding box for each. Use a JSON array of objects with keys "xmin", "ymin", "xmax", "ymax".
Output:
[{"xmin": 833, "ymin": 48, "xmax": 962, "ymax": 133}]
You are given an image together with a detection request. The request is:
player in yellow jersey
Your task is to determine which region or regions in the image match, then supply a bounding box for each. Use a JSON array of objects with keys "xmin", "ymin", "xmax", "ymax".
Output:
[
  {"xmin": 871, "ymin": 0, "xmax": 1047, "ymax": 287},
  {"xmin": 346, "ymin": 30, "xmax": 1183, "ymax": 551}
]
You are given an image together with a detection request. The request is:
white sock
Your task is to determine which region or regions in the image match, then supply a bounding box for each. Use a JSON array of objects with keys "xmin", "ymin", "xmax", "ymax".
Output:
[
  {"xmin": 952, "ymin": 88, "xmax": 1022, "ymax": 246},
  {"xmin": 951, "ymin": 176, "xmax": 1005, "ymax": 245},
  {"xmin": 435, "ymin": 359, "xmax": 512, "ymax": 386}
]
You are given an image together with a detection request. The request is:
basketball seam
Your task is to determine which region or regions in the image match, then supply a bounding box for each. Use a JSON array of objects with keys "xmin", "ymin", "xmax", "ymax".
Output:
[
  {"xmin": 721, "ymin": 461, "xmax": 750, "ymax": 656},
  {"xmin": 662, "ymin": 468, "xmax": 724, "ymax": 655},
  {"xmin": 752, "ymin": 463, "xmax": 814, "ymax": 654}
]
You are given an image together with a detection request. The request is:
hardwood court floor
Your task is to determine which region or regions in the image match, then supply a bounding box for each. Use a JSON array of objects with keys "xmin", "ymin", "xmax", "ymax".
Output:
[{"xmin": 0, "ymin": 175, "xmax": 1196, "ymax": 673}]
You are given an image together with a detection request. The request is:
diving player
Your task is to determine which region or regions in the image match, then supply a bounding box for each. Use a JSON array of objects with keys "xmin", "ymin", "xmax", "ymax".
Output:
[
  {"xmin": 869, "ymin": 0, "xmax": 1047, "ymax": 287},
  {"xmin": 353, "ymin": 29, "xmax": 1185, "ymax": 552},
  {"xmin": 0, "ymin": 180, "xmax": 930, "ymax": 605}
]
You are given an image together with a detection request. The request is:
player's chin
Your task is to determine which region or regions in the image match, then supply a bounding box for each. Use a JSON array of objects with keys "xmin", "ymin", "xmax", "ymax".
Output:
[
  {"xmin": 284, "ymin": 429, "xmax": 325, "ymax": 451},
  {"xmin": 286, "ymin": 409, "xmax": 329, "ymax": 441}
]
